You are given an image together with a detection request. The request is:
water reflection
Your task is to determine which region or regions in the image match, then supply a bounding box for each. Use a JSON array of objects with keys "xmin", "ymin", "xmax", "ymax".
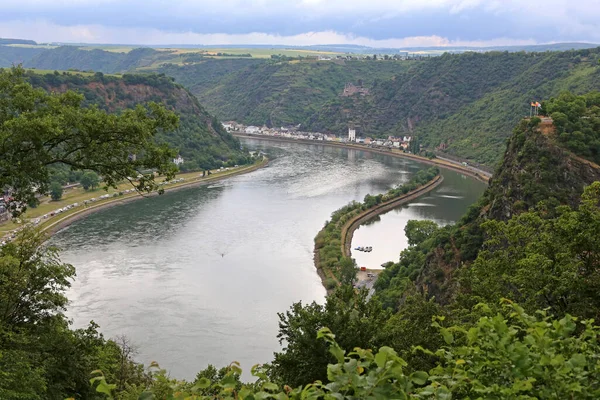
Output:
[{"xmin": 51, "ymin": 139, "xmax": 485, "ymax": 379}]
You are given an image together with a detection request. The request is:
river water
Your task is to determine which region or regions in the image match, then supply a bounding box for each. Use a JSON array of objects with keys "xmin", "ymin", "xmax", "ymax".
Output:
[{"xmin": 50, "ymin": 138, "xmax": 486, "ymax": 379}]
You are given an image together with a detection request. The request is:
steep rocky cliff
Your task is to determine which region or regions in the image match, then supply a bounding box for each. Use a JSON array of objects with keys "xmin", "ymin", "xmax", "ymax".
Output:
[
  {"xmin": 376, "ymin": 113, "xmax": 600, "ymax": 308},
  {"xmin": 415, "ymin": 117, "xmax": 600, "ymax": 303}
]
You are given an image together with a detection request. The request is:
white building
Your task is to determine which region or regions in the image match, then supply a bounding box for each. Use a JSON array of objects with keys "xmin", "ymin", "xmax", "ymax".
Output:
[
  {"xmin": 173, "ymin": 155, "xmax": 184, "ymax": 165},
  {"xmin": 222, "ymin": 122, "xmax": 234, "ymax": 131},
  {"xmin": 348, "ymin": 128, "xmax": 356, "ymax": 142},
  {"xmin": 245, "ymin": 126, "xmax": 260, "ymax": 134}
]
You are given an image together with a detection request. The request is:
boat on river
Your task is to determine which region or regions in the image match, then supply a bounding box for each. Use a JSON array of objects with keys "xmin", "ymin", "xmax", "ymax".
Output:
[{"xmin": 354, "ymin": 246, "xmax": 373, "ymax": 252}]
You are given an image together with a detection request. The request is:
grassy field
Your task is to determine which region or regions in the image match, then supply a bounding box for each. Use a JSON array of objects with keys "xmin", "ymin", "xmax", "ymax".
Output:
[
  {"xmin": 79, "ymin": 45, "xmax": 344, "ymax": 59},
  {"xmin": 79, "ymin": 46, "xmax": 136, "ymax": 53},
  {"xmin": 5, "ymin": 44, "xmax": 57, "ymax": 49},
  {"xmin": 24, "ymin": 68, "xmax": 123, "ymax": 77}
]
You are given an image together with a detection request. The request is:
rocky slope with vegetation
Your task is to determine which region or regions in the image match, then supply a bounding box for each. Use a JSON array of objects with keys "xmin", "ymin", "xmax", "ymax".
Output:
[
  {"xmin": 26, "ymin": 70, "xmax": 250, "ymax": 171},
  {"xmin": 376, "ymin": 92, "xmax": 600, "ymax": 310}
]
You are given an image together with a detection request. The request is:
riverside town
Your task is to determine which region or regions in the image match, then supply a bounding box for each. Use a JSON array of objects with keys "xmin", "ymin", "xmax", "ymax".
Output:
[{"xmin": 222, "ymin": 121, "xmax": 414, "ymax": 149}]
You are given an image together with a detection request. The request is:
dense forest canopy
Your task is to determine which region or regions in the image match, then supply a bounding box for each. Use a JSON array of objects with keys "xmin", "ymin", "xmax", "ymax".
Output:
[{"xmin": 543, "ymin": 91, "xmax": 600, "ymax": 163}]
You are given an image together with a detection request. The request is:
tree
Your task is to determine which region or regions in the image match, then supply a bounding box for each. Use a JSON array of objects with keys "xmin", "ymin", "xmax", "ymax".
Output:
[
  {"xmin": 80, "ymin": 171, "xmax": 100, "ymax": 191},
  {"xmin": 338, "ymin": 257, "xmax": 357, "ymax": 286},
  {"xmin": 270, "ymin": 286, "xmax": 391, "ymax": 386},
  {"xmin": 0, "ymin": 65, "xmax": 182, "ymax": 398},
  {"xmin": 460, "ymin": 182, "xmax": 600, "ymax": 319},
  {"xmin": 50, "ymin": 181, "xmax": 63, "ymax": 201},
  {"xmin": 0, "ymin": 66, "xmax": 178, "ymax": 216},
  {"xmin": 92, "ymin": 302, "xmax": 600, "ymax": 399},
  {"xmin": 404, "ymin": 220, "xmax": 439, "ymax": 246}
]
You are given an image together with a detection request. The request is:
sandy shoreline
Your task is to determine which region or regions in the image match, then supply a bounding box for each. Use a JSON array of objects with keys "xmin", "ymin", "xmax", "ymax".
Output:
[{"xmin": 41, "ymin": 158, "xmax": 269, "ymax": 236}]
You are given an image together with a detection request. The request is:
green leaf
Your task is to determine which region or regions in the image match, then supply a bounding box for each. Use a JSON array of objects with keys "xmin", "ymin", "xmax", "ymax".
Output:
[
  {"xmin": 95, "ymin": 381, "xmax": 116, "ymax": 395},
  {"xmin": 375, "ymin": 351, "xmax": 388, "ymax": 368},
  {"xmin": 263, "ymin": 382, "xmax": 279, "ymax": 392},
  {"xmin": 440, "ymin": 328, "xmax": 454, "ymax": 345},
  {"xmin": 568, "ymin": 353, "xmax": 587, "ymax": 368},
  {"xmin": 329, "ymin": 344, "xmax": 345, "ymax": 363},
  {"xmin": 138, "ymin": 392, "xmax": 154, "ymax": 400},
  {"xmin": 410, "ymin": 371, "xmax": 429, "ymax": 385},
  {"xmin": 196, "ymin": 377, "xmax": 211, "ymax": 389}
]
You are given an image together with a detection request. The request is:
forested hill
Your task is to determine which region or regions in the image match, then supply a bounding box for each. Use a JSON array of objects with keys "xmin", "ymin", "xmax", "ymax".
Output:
[
  {"xmin": 25, "ymin": 71, "xmax": 248, "ymax": 170},
  {"xmin": 0, "ymin": 45, "xmax": 47, "ymax": 67},
  {"xmin": 156, "ymin": 49, "xmax": 600, "ymax": 166},
  {"xmin": 23, "ymin": 46, "xmax": 170, "ymax": 73},
  {"xmin": 159, "ymin": 60, "xmax": 407, "ymax": 128},
  {"xmin": 5, "ymin": 45, "xmax": 600, "ymax": 166},
  {"xmin": 376, "ymin": 94, "xmax": 600, "ymax": 310}
]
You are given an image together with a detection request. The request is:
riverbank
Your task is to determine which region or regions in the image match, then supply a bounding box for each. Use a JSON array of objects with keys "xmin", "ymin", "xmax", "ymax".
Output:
[
  {"xmin": 341, "ymin": 175, "xmax": 444, "ymax": 259},
  {"xmin": 0, "ymin": 158, "xmax": 268, "ymax": 241},
  {"xmin": 42, "ymin": 157, "xmax": 268, "ymax": 236},
  {"xmin": 234, "ymin": 133, "xmax": 490, "ymax": 183},
  {"xmin": 313, "ymin": 168, "xmax": 441, "ymax": 293}
]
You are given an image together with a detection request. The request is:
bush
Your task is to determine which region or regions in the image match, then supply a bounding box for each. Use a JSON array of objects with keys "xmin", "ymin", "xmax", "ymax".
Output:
[{"xmin": 324, "ymin": 278, "xmax": 337, "ymax": 290}]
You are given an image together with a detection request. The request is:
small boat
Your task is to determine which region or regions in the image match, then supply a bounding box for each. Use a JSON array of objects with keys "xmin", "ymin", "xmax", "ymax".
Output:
[
  {"xmin": 365, "ymin": 246, "xmax": 373, "ymax": 252},
  {"xmin": 354, "ymin": 246, "xmax": 362, "ymax": 251}
]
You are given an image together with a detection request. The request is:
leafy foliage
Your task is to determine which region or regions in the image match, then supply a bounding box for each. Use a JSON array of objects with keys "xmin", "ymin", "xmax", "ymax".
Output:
[
  {"xmin": 80, "ymin": 171, "xmax": 101, "ymax": 191},
  {"xmin": 49, "ymin": 181, "xmax": 63, "ymax": 201},
  {"xmin": 270, "ymin": 286, "xmax": 391, "ymax": 387},
  {"xmin": 0, "ymin": 229, "xmax": 147, "ymax": 399},
  {"xmin": 459, "ymin": 182, "xmax": 600, "ymax": 319},
  {"xmin": 92, "ymin": 302, "xmax": 600, "ymax": 399},
  {"xmin": 543, "ymin": 91, "xmax": 600, "ymax": 163},
  {"xmin": 0, "ymin": 66, "xmax": 179, "ymax": 216}
]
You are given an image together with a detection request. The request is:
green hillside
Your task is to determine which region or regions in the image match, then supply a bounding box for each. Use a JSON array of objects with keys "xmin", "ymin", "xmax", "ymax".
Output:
[
  {"xmin": 159, "ymin": 60, "xmax": 410, "ymax": 127},
  {"xmin": 23, "ymin": 46, "xmax": 172, "ymax": 74},
  {"xmin": 12, "ymin": 44, "xmax": 600, "ymax": 166},
  {"xmin": 0, "ymin": 45, "xmax": 47, "ymax": 67},
  {"xmin": 25, "ymin": 70, "xmax": 249, "ymax": 170},
  {"xmin": 160, "ymin": 49, "xmax": 600, "ymax": 166},
  {"xmin": 307, "ymin": 49, "xmax": 600, "ymax": 165}
]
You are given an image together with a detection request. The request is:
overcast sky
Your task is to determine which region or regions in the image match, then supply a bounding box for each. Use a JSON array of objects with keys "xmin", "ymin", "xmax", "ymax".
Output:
[{"xmin": 0, "ymin": 0, "xmax": 599, "ymax": 47}]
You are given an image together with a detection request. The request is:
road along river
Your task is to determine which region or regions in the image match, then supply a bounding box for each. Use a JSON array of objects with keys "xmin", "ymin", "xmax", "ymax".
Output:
[{"xmin": 50, "ymin": 138, "xmax": 486, "ymax": 379}]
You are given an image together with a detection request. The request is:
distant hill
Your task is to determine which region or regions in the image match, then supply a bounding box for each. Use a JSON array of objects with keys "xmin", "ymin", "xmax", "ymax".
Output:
[
  {"xmin": 304, "ymin": 49, "xmax": 600, "ymax": 164},
  {"xmin": 0, "ymin": 45, "xmax": 48, "ymax": 67},
  {"xmin": 157, "ymin": 48, "xmax": 600, "ymax": 166},
  {"xmin": 0, "ymin": 38, "xmax": 37, "ymax": 45},
  {"xmin": 25, "ymin": 71, "xmax": 249, "ymax": 170},
  {"xmin": 23, "ymin": 46, "xmax": 169, "ymax": 73}
]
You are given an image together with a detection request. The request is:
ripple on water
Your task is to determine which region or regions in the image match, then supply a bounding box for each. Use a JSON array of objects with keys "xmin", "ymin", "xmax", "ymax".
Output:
[{"xmin": 53, "ymin": 138, "xmax": 486, "ymax": 380}]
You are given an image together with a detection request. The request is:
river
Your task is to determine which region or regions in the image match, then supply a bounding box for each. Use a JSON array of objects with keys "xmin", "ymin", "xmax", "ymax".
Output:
[{"xmin": 50, "ymin": 138, "xmax": 486, "ymax": 379}]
